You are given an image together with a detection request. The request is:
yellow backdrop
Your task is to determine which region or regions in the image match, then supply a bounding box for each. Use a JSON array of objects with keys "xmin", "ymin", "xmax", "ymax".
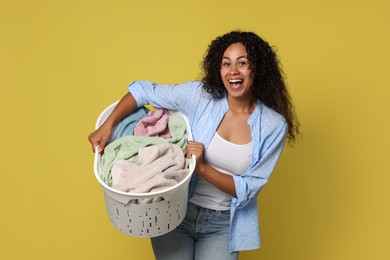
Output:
[{"xmin": 1, "ymin": 0, "xmax": 389, "ymax": 259}]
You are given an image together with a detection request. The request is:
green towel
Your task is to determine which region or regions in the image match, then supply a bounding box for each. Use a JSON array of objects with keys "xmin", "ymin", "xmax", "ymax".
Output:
[{"xmin": 100, "ymin": 115, "xmax": 188, "ymax": 186}]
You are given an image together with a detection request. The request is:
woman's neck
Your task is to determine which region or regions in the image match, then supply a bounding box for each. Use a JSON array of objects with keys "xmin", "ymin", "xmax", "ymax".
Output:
[{"xmin": 227, "ymin": 95, "xmax": 256, "ymax": 114}]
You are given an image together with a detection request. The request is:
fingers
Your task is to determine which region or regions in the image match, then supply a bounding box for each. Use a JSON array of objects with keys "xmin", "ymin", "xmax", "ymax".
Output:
[
  {"xmin": 97, "ymin": 137, "xmax": 108, "ymax": 153},
  {"xmin": 88, "ymin": 123, "xmax": 113, "ymax": 153},
  {"xmin": 186, "ymin": 141, "xmax": 204, "ymax": 159},
  {"xmin": 88, "ymin": 132, "xmax": 98, "ymax": 153},
  {"xmin": 88, "ymin": 131, "xmax": 107, "ymax": 153}
]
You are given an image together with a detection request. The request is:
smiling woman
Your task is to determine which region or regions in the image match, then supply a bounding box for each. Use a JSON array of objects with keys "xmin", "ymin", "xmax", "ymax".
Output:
[{"xmin": 88, "ymin": 30, "xmax": 300, "ymax": 260}]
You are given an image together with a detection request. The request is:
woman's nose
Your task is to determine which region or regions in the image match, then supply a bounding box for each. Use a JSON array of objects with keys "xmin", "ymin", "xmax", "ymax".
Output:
[{"xmin": 229, "ymin": 65, "xmax": 239, "ymax": 75}]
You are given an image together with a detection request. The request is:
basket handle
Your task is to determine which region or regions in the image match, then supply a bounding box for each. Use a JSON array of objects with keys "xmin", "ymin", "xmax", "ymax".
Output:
[{"xmin": 93, "ymin": 145, "xmax": 101, "ymax": 178}]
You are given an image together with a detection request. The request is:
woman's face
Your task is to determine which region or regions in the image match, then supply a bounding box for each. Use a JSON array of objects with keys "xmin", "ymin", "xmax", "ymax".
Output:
[{"xmin": 220, "ymin": 42, "xmax": 254, "ymax": 100}]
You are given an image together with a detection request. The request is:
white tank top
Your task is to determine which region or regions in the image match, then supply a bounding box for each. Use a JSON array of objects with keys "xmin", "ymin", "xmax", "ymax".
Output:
[{"xmin": 190, "ymin": 132, "xmax": 252, "ymax": 210}]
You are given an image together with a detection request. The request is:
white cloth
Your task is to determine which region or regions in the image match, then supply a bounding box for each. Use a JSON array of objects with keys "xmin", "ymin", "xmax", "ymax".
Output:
[{"xmin": 190, "ymin": 132, "xmax": 252, "ymax": 210}]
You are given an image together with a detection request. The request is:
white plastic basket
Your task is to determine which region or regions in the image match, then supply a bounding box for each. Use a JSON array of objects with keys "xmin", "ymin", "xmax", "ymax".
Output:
[{"xmin": 93, "ymin": 101, "xmax": 195, "ymax": 238}]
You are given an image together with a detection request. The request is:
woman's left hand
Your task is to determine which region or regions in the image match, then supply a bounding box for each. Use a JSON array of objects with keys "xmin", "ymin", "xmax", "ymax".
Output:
[{"xmin": 186, "ymin": 141, "xmax": 205, "ymax": 174}]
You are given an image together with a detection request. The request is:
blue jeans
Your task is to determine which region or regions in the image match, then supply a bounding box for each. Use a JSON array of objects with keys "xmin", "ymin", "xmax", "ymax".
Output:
[{"xmin": 151, "ymin": 202, "xmax": 239, "ymax": 260}]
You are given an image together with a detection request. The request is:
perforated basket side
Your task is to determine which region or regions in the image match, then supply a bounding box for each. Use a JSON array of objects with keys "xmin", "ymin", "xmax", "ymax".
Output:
[{"xmin": 103, "ymin": 177, "xmax": 190, "ymax": 238}]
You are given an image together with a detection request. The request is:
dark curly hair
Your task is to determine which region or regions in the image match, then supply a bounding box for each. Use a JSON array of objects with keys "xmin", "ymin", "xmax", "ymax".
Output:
[{"xmin": 201, "ymin": 30, "xmax": 300, "ymax": 144}]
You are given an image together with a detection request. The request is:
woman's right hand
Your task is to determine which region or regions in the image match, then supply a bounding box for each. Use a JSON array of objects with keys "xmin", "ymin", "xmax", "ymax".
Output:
[
  {"xmin": 88, "ymin": 123, "xmax": 112, "ymax": 153},
  {"xmin": 88, "ymin": 92, "xmax": 138, "ymax": 153}
]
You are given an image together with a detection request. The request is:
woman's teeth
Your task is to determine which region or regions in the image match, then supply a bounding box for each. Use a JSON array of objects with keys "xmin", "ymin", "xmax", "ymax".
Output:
[
  {"xmin": 229, "ymin": 79, "xmax": 243, "ymax": 83},
  {"xmin": 229, "ymin": 79, "xmax": 243, "ymax": 89}
]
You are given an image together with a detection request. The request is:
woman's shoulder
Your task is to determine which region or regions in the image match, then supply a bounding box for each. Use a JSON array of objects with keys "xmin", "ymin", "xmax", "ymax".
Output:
[
  {"xmin": 251, "ymin": 103, "xmax": 287, "ymax": 135},
  {"xmin": 253, "ymin": 103, "xmax": 285, "ymax": 123},
  {"xmin": 262, "ymin": 104, "xmax": 285, "ymax": 122}
]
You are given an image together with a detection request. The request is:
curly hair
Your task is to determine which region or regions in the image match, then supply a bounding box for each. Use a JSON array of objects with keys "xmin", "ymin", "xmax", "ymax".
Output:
[{"xmin": 201, "ymin": 30, "xmax": 300, "ymax": 144}]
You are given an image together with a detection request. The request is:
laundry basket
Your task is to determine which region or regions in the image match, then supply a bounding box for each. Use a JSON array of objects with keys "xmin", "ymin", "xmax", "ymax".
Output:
[{"xmin": 93, "ymin": 101, "xmax": 195, "ymax": 238}]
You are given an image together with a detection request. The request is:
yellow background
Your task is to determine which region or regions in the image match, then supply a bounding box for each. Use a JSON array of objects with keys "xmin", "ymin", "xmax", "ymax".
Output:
[{"xmin": 1, "ymin": 0, "xmax": 389, "ymax": 259}]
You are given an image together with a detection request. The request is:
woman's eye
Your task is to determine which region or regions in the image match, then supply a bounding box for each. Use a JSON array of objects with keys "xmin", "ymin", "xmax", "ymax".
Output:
[
  {"xmin": 238, "ymin": 61, "xmax": 248, "ymax": 67},
  {"xmin": 222, "ymin": 62, "xmax": 231, "ymax": 67}
]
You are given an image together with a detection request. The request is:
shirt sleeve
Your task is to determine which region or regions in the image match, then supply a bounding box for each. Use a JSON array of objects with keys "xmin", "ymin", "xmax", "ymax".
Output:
[
  {"xmin": 232, "ymin": 121, "xmax": 288, "ymax": 208},
  {"xmin": 128, "ymin": 80, "xmax": 203, "ymax": 117}
]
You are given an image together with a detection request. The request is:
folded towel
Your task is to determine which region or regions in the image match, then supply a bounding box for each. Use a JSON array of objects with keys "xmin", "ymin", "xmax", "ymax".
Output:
[
  {"xmin": 112, "ymin": 107, "xmax": 148, "ymax": 140},
  {"xmin": 100, "ymin": 115, "xmax": 187, "ymax": 186},
  {"xmin": 111, "ymin": 143, "xmax": 189, "ymax": 193},
  {"xmin": 134, "ymin": 108, "xmax": 171, "ymax": 138}
]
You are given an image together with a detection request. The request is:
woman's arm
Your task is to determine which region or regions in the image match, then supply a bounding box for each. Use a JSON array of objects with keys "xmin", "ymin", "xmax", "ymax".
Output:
[
  {"xmin": 232, "ymin": 121, "xmax": 288, "ymax": 208},
  {"xmin": 88, "ymin": 92, "xmax": 138, "ymax": 153}
]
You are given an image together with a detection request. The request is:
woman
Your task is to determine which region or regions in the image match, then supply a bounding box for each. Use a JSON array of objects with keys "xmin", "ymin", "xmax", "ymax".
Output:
[{"xmin": 88, "ymin": 30, "xmax": 300, "ymax": 259}]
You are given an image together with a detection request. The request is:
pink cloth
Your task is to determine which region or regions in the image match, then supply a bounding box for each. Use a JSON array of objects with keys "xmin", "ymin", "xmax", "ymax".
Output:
[{"xmin": 133, "ymin": 108, "xmax": 171, "ymax": 138}]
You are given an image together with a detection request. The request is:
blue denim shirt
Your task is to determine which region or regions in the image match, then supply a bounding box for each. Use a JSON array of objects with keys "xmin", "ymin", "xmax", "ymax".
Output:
[{"xmin": 128, "ymin": 81, "xmax": 287, "ymax": 252}]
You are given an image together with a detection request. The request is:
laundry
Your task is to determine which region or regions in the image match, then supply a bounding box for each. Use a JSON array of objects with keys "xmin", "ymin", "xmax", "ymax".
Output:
[
  {"xmin": 112, "ymin": 107, "xmax": 148, "ymax": 140},
  {"xmin": 99, "ymin": 114, "xmax": 188, "ymax": 186},
  {"xmin": 134, "ymin": 108, "xmax": 171, "ymax": 138},
  {"xmin": 111, "ymin": 143, "xmax": 190, "ymax": 193}
]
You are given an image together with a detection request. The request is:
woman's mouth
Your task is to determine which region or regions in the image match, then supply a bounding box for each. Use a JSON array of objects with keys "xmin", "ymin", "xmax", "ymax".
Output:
[{"xmin": 229, "ymin": 79, "xmax": 243, "ymax": 89}]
